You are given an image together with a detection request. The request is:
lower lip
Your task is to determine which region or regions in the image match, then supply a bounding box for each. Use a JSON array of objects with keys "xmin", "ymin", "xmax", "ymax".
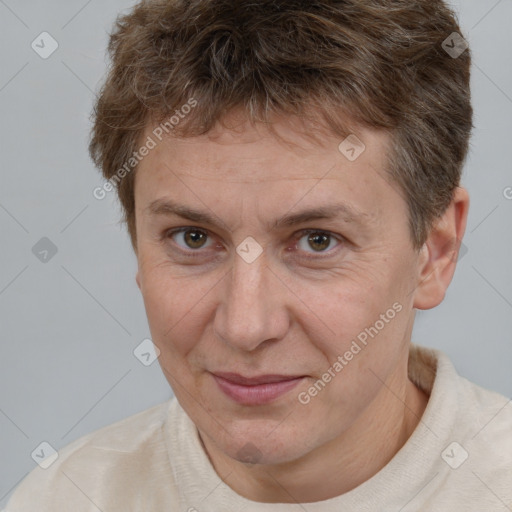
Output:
[{"xmin": 212, "ymin": 375, "xmax": 305, "ymax": 405}]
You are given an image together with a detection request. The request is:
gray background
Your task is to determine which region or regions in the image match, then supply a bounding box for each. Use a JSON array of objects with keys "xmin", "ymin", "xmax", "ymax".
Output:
[{"xmin": 0, "ymin": 0, "xmax": 511, "ymax": 505}]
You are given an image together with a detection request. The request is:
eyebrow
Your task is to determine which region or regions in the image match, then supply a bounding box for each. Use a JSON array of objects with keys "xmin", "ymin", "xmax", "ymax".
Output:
[{"xmin": 145, "ymin": 198, "xmax": 369, "ymax": 231}]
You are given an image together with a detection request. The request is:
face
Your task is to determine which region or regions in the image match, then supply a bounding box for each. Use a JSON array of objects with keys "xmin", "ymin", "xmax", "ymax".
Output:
[{"xmin": 134, "ymin": 112, "xmax": 423, "ymax": 465}]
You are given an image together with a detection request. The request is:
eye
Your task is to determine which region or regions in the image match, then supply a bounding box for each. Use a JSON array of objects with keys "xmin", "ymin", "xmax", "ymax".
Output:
[
  {"xmin": 164, "ymin": 227, "xmax": 343, "ymax": 259},
  {"xmin": 166, "ymin": 227, "xmax": 215, "ymax": 252},
  {"xmin": 294, "ymin": 230, "xmax": 342, "ymax": 256}
]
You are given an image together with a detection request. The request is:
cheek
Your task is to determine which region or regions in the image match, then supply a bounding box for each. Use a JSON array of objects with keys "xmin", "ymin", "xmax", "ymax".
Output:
[
  {"xmin": 299, "ymin": 271, "xmax": 410, "ymax": 387},
  {"xmin": 297, "ymin": 309, "xmax": 409, "ymax": 437},
  {"xmin": 139, "ymin": 263, "xmax": 207, "ymax": 353},
  {"xmin": 296, "ymin": 277, "xmax": 384, "ymax": 349}
]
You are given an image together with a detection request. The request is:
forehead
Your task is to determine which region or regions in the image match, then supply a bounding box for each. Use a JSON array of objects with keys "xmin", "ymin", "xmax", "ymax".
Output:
[
  {"xmin": 135, "ymin": 114, "xmax": 408, "ymax": 244},
  {"xmin": 133, "ymin": 113, "xmax": 406, "ymax": 235},
  {"xmin": 136, "ymin": 113, "xmax": 391, "ymax": 183}
]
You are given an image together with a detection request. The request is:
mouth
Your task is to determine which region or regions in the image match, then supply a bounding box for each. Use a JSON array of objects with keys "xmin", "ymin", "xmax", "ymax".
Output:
[{"xmin": 211, "ymin": 372, "xmax": 306, "ymax": 405}]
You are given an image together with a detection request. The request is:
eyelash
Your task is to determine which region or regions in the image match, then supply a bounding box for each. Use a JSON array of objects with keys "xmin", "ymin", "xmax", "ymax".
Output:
[{"xmin": 163, "ymin": 227, "xmax": 344, "ymax": 260}]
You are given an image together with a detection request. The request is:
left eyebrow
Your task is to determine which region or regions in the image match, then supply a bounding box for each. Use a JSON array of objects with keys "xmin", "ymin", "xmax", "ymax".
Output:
[
  {"xmin": 271, "ymin": 203, "xmax": 370, "ymax": 230},
  {"xmin": 144, "ymin": 198, "xmax": 370, "ymax": 230}
]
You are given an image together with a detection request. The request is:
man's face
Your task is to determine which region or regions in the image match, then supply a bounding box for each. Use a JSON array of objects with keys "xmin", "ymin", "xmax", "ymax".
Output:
[{"xmin": 134, "ymin": 113, "xmax": 422, "ymax": 465}]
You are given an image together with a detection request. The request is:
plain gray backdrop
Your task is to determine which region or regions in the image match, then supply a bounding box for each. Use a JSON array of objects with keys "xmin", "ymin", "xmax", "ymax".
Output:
[{"xmin": 1, "ymin": 0, "xmax": 511, "ymax": 506}]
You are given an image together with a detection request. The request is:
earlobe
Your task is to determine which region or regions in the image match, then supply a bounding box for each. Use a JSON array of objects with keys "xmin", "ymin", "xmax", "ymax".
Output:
[
  {"xmin": 135, "ymin": 271, "xmax": 141, "ymax": 291},
  {"xmin": 413, "ymin": 187, "xmax": 469, "ymax": 310}
]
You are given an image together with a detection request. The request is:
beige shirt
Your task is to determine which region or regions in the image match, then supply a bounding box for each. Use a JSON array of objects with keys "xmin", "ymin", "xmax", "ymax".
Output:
[{"xmin": 4, "ymin": 344, "xmax": 512, "ymax": 511}]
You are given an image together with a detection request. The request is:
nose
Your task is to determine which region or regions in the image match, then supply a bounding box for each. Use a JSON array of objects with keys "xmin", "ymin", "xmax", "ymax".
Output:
[{"xmin": 213, "ymin": 248, "xmax": 290, "ymax": 352}]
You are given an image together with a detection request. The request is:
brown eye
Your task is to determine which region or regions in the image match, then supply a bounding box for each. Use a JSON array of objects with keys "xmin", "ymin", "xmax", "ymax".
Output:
[
  {"xmin": 295, "ymin": 230, "xmax": 341, "ymax": 255},
  {"xmin": 168, "ymin": 228, "xmax": 213, "ymax": 251},
  {"xmin": 182, "ymin": 229, "xmax": 208, "ymax": 249},
  {"xmin": 307, "ymin": 232, "xmax": 331, "ymax": 252}
]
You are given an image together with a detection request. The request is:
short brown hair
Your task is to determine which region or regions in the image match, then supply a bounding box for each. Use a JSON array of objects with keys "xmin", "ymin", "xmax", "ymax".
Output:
[{"xmin": 89, "ymin": 0, "xmax": 473, "ymax": 251}]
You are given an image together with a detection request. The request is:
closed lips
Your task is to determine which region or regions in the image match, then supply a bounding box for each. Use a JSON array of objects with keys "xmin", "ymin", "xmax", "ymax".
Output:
[{"xmin": 212, "ymin": 373, "xmax": 305, "ymax": 386}]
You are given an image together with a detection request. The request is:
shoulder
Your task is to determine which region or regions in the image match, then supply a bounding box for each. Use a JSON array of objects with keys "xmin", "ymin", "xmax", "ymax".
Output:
[
  {"xmin": 435, "ymin": 348, "xmax": 512, "ymax": 468},
  {"xmin": 450, "ymin": 375, "xmax": 512, "ymax": 505},
  {"xmin": 5, "ymin": 399, "xmax": 178, "ymax": 511},
  {"xmin": 413, "ymin": 345, "xmax": 512, "ymax": 505},
  {"xmin": 458, "ymin": 373, "xmax": 512, "ymax": 444},
  {"xmin": 415, "ymin": 345, "xmax": 511, "ymax": 445}
]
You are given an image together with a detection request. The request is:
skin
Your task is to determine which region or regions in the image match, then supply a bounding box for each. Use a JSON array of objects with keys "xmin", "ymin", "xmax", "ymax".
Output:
[{"xmin": 134, "ymin": 111, "xmax": 469, "ymax": 503}]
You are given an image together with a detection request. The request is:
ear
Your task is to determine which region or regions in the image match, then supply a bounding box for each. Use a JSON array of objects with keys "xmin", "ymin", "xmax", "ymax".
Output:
[
  {"xmin": 413, "ymin": 187, "xmax": 469, "ymax": 310},
  {"xmin": 135, "ymin": 270, "xmax": 142, "ymax": 291}
]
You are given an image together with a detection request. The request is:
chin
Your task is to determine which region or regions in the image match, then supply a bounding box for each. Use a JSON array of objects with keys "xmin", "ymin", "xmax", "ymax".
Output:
[
  {"xmin": 218, "ymin": 425, "xmax": 312, "ymax": 466},
  {"xmin": 195, "ymin": 400, "xmax": 322, "ymax": 464}
]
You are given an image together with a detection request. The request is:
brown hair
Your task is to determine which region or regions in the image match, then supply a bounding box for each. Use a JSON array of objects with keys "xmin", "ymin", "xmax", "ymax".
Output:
[{"xmin": 89, "ymin": 0, "xmax": 473, "ymax": 251}]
